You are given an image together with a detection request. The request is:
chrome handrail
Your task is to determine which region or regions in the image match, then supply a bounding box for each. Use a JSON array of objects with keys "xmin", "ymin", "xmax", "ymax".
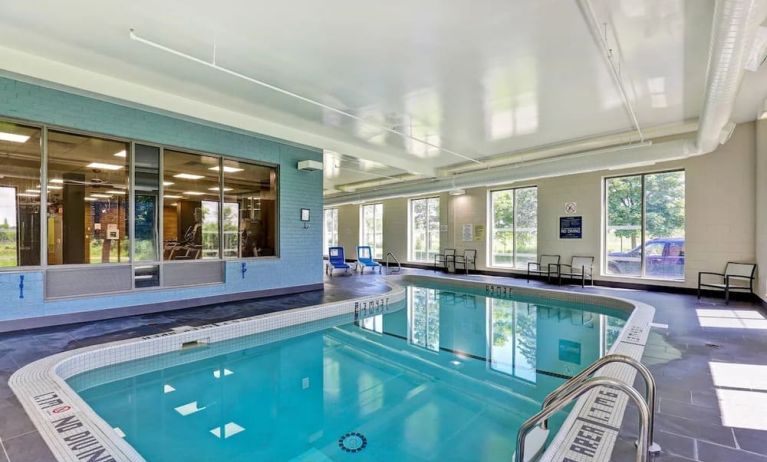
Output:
[
  {"xmin": 385, "ymin": 252, "xmax": 401, "ymax": 273},
  {"xmin": 515, "ymin": 377, "xmax": 651, "ymax": 462},
  {"xmin": 540, "ymin": 354, "xmax": 660, "ymax": 454}
]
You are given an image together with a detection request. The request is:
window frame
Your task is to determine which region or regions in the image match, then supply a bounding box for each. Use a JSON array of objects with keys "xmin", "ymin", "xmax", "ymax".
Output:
[
  {"xmin": 602, "ymin": 169, "xmax": 685, "ymax": 281},
  {"xmin": 408, "ymin": 196, "xmax": 440, "ymax": 263},
  {"xmin": 323, "ymin": 208, "xmax": 339, "ymax": 256},
  {"xmin": 0, "ymin": 115, "xmax": 282, "ymax": 292},
  {"xmin": 359, "ymin": 203, "xmax": 383, "ymax": 259},
  {"xmin": 488, "ymin": 185, "xmax": 538, "ymax": 269}
]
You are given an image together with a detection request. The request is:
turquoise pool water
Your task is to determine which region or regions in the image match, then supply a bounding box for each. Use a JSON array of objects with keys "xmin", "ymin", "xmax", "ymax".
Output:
[{"xmin": 69, "ymin": 284, "xmax": 627, "ymax": 462}]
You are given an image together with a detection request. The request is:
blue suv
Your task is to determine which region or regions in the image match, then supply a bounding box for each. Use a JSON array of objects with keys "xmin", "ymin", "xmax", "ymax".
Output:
[{"xmin": 607, "ymin": 238, "xmax": 685, "ymax": 278}]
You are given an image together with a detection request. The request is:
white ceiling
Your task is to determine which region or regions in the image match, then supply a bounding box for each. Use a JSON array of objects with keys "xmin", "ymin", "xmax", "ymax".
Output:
[{"xmin": 0, "ymin": 0, "xmax": 764, "ymax": 194}]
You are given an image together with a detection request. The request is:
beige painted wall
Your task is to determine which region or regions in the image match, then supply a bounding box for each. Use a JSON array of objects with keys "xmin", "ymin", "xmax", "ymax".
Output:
[{"xmin": 330, "ymin": 123, "xmax": 757, "ymax": 290}]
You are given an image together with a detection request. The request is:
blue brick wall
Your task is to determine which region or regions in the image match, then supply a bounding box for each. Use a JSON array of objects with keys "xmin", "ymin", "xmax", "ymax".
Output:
[{"xmin": 0, "ymin": 77, "xmax": 324, "ymax": 322}]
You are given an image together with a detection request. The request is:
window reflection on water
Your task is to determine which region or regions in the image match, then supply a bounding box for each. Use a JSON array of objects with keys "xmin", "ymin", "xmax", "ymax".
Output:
[
  {"xmin": 489, "ymin": 299, "xmax": 537, "ymax": 382},
  {"xmin": 354, "ymin": 287, "xmax": 629, "ymax": 384},
  {"xmin": 409, "ymin": 287, "xmax": 440, "ymax": 352}
]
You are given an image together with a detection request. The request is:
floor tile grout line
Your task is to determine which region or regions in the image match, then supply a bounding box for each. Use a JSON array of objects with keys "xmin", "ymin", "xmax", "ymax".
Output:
[
  {"xmin": 0, "ymin": 435, "xmax": 10, "ymax": 462},
  {"xmin": 695, "ymin": 433, "xmax": 767, "ymax": 458},
  {"xmin": 1, "ymin": 429, "xmax": 39, "ymax": 444}
]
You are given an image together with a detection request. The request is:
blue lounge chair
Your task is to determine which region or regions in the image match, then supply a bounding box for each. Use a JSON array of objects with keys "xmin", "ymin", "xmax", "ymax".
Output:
[
  {"xmin": 357, "ymin": 246, "xmax": 382, "ymax": 274},
  {"xmin": 326, "ymin": 247, "xmax": 351, "ymax": 277}
]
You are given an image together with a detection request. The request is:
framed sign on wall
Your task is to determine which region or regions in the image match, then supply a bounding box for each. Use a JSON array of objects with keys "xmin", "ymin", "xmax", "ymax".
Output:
[{"xmin": 559, "ymin": 216, "xmax": 582, "ymax": 239}]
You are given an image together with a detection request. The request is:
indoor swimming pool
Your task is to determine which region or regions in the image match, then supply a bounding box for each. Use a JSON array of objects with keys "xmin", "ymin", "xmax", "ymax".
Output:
[{"xmin": 64, "ymin": 283, "xmax": 628, "ymax": 462}]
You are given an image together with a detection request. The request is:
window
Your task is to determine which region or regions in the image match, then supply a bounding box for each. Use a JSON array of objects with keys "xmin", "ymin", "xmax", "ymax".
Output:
[
  {"xmin": 134, "ymin": 144, "xmax": 160, "ymax": 263},
  {"xmin": 489, "ymin": 298, "xmax": 537, "ymax": 382},
  {"xmin": 0, "ymin": 123, "xmax": 42, "ymax": 267},
  {"xmin": 323, "ymin": 208, "xmax": 339, "ymax": 255},
  {"xmin": 605, "ymin": 170, "xmax": 685, "ymax": 279},
  {"xmin": 162, "ymin": 150, "xmax": 221, "ymax": 261},
  {"xmin": 360, "ymin": 203, "xmax": 383, "ymax": 259},
  {"xmin": 409, "ymin": 197, "xmax": 440, "ymax": 262},
  {"xmin": 489, "ymin": 186, "xmax": 537, "ymax": 268},
  {"xmin": 222, "ymin": 159, "xmax": 278, "ymax": 258},
  {"xmin": 47, "ymin": 131, "xmax": 130, "ymax": 265},
  {"xmin": 410, "ymin": 287, "xmax": 439, "ymax": 352}
]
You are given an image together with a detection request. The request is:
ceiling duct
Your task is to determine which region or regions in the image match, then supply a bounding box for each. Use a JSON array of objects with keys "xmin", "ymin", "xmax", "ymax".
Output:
[{"xmin": 326, "ymin": 0, "xmax": 767, "ymax": 206}]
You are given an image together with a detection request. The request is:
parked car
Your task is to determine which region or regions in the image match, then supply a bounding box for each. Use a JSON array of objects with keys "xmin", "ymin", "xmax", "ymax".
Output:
[{"xmin": 607, "ymin": 238, "xmax": 685, "ymax": 278}]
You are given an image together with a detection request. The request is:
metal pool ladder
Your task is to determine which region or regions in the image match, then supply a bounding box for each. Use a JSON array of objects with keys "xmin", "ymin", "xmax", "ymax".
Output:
[
  {"xmin": 385, "ymin": 252, "xmax": 401, "ymax": 273},
  {"xmin": 514, "ymin": 354, "xmax": 661, "ymax": 462}
]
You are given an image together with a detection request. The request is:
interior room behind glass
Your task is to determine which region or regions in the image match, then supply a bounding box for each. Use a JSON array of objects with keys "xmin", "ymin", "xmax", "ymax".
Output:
[{"xmin": 0, "ymin": 122, "xmax": 42, "ymax": 267}]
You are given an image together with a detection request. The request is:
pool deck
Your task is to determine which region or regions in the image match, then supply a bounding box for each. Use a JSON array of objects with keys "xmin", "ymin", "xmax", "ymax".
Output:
[{"xmin": 0, "ymin": 269, "xmax": 765, "ymax": 462}]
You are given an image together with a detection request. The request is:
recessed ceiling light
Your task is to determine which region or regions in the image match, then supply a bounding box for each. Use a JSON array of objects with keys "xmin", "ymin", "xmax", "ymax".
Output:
[
  {"xmin": 90, "ymin": 193, "xmax": 112, "ymax": 198},
  {"xmin": 174, "ymin": 173, "xmax": 204, "ymax": 180},
  {"xmin": 164, "ymin": 195, "xmax": 183, "ymax": 199},
  {"xmin": 163, "ymin": 181, "xmax": 174, "ymax": 186},
  {"xmin": 49, "ymin": 179, "xmax": 64, "ymax": 184},
  {"xmin": 0, "ymin": 132, "xmax": 30, "ymax": 143},
  {"xmin": 114, "ymin": 150, "xmax": 127, "ymax": 158},
  {"xmin": 210, "ymin": 166, "xmax": 244, "ymax": 173},
  {"xmin": 208, "ymin": 187, "xmax": 233, "ymax": 191},
  {"xmin": 184, "ymin": 191, "xmax": 205, "ymax": 196},
  {"xmin": 87, "ymin": 162, "xmax": 124, "ymax": 171}
]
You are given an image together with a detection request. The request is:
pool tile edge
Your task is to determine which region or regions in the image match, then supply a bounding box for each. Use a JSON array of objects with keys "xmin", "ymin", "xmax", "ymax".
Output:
[{"xmin": 9, "ymin": 276, "xmax": 654, "ymax": 462}]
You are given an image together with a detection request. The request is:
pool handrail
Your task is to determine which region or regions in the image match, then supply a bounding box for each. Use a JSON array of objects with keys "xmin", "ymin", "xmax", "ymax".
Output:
[
  {"xmin": 539, "ymin": 353, "xmax": 661, "ymax": 454},
  {"xmin": 515, "ymin": 377, "xmax": 651, "ymax": 462}
]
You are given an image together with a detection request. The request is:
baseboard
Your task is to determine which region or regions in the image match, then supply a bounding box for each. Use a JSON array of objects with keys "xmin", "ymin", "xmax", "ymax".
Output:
[{"xmin": 0, "ymin": 283, "xmax": 325, "ymax": 333}]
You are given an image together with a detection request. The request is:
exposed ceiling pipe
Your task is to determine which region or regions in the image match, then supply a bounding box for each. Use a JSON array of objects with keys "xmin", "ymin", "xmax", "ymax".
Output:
[
  {"xmin": 577, "ymin": 0, "xmax": 645, "ymax": 142},
  {"xmin": 440, "ymin": 122, "xmax": 697, "ymax": 176},
  {"xmin": 326, "ymin": 0, "xmax": 767, "ymax": 206},
  {"xmin": 128, "ymin": 29, "xmax": 483, "ymax": 166}
]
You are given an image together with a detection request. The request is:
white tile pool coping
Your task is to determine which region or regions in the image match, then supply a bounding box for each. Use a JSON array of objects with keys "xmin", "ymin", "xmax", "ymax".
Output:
[{"xmin": 9, "ymin": 274, "xmax": 655, "ymax": 462}]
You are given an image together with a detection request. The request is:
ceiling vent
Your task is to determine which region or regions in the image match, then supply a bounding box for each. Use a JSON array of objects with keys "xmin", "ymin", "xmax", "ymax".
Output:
[{"xmin": 298, "ymin": 160, "xmax": 323, "ymax": 171}]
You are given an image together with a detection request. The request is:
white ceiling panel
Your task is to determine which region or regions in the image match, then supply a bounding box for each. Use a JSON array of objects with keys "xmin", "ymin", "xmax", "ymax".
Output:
[{"xmin": 0, "ymin": 0, "xmax": 763, "ymax": 196}]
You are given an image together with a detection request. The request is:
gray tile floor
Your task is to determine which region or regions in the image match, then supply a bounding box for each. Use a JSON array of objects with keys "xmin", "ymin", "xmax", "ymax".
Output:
[{"xmin": 0, "ymin": 269, "xmax": 765, "ymax": 461}]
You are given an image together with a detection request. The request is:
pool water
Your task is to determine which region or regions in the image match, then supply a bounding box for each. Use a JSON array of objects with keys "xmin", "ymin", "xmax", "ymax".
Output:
[{"xmin": 69, "ymin": 284, "xmax": 627, "ymax": 462}]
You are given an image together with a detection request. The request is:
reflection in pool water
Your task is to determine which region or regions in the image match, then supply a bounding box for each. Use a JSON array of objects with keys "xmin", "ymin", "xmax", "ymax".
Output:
[{"xmin": 69, "ymin": 285, "xmax": 626, "ymax": 462}]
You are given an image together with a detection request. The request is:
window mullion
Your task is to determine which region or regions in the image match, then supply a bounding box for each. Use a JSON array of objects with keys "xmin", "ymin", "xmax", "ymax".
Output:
[
  {"xmin": 640, "ymin": 174, "xmax": 647, "ymax": 277},
  {"xmin": 512, "ymin": 189, "xmax": 517, "ymax": 268}
]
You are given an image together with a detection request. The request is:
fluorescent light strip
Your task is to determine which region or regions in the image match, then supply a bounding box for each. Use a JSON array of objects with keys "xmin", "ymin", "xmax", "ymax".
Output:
[
  {"xmin": 106, "ymin": 190, "xmax": 126, "ymax": 195},
  {"xmin": 114, "ymin": 150, "xmax": 127, "ymax": 158},
  {"xmin": 184, "ymin": 191, "xmax": 205, "ymax": 196},
  {"xmin": 163, "ymin": 181, "xmax": 174, "ymax": 186},
  {"xmin": 47, "ymin": 185, "xmax": 62, "ymax": 190},
  {"xmin": 90, "ymin": 194, "xmax": 112, "ymax": 198},
  {"xmin": 164, "ymin": 195, "xmax": 183, "ymax": 199},
  {"xmin": 129, "ymin": 28, "xmax": 482, "ymax": 165},
  {"xmin": 210, "ymin": 166, "xmax": 244, "ymax": 173},
  {"xmin": 0, "ymin": 132, "xmax": 30, "ymax": 143},
  {"xmin": 87, "ymin": 162, "xmax": 124, "ymax": 171},
  {"xmin": 17, "ymin": 193, "xmax": 39, "ymax": 197},
  {"xmin": 208, "ymin": 187, "xmax": 233, "ymax": 191},
  {"xmin": 174, "ymin": 173, "xmax": 204, "ymax": 180},
  {"xmin": 25, "ymin": 189, "xmax": 41, "ymax": 193},
  {"xmin": 49, "ymin": 179, "xmax": 64, "ymax": 184}
]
